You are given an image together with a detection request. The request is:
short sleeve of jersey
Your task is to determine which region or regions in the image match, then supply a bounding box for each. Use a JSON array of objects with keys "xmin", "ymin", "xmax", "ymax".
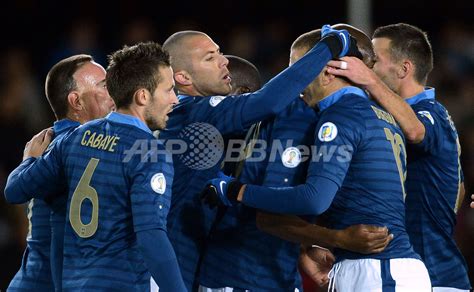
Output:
[
  {"xmin": 308, "ymin": 105, "xmax": 362, "ymax": 187},
  {"xmin": 412, "ymin": 105, "xmax": 443, "ymax": 154},
  {"xmin": 128, "ymin": 141, "xmax": 174, "ymax": 233}
]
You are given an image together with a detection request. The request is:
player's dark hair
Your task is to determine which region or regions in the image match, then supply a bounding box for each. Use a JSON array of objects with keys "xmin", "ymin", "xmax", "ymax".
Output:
[
  {"xmin": 45, "ymin": 54, "xmax": 93, "ymax": 119},
  {"xmin": 225, "ymin": 55, "xmax": 262, "ymax": 94},
  {"xmin": 373, "ymin": 23, "xmax": 433, "ymax": 84},
  {"xmin": 107, "ymin": 41, "xmax": 170, "ymax": 109}
]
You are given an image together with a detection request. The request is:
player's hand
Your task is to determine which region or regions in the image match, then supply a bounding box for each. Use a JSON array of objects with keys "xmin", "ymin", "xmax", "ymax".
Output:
[
  {"xmin": 320, "ymin": 24, "xmax": 362, "ymax": 59},
  {"xmin": 335, "ymin": 224, "xmax": 393, "ymax": 254},
  {"xmin": 200, "ymin": 172, "xmax": 240, "ymax": 208},
  {"xmin": 470, "ymin": 194, "xmax": 474, "ymax": 209},
  {"xmin": 299, "ymin": 246, "xmax": 335, "ymax": 287},
  {"xmin": 23, "ymin": 128, "xmax": 53, "ymax": 161},
  {"xmin": 327, "ymin": 56, "xmax": 377, "ymax": 88}
]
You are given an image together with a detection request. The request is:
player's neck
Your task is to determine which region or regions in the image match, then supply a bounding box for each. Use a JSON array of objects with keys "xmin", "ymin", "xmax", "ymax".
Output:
[
  {"xmin": 178, "ymin": 85, "xmax": 201, "ymax": 97},
  {"xmin": 399, "ymin": 80, "xmax": 425, "ymax": 99},
  {"xmin": 65, "ymin": 112, "xmax": 85, "ymax": 125},
  {"xmin": 117, "ymin": 107, "xmax": 146, "ymax": 124}
]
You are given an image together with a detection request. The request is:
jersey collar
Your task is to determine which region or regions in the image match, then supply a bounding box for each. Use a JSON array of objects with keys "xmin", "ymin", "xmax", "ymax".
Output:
[
  {"xmin": 405, "ymin": 87, "xmax": 435, "ymax": 106},
  {"xmin": 53, "ymin": 119, "xmax": 81, "ymax": 135},
  {"xmin": 106, "ymin": 112, "xmax": 152, "ymax": 134},
  {"xmin": 178, "ymin": 94, "xmax": 192, "ymax": 101},
  {"xmin": 317, "ymin": 86, "xmax": 368, "ymax": 112}
]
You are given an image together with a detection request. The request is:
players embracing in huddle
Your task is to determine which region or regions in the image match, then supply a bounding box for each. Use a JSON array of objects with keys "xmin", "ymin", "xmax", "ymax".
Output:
[{"xmin": 4, "ymin": 22, "xmax": 471, "ymax": 292}]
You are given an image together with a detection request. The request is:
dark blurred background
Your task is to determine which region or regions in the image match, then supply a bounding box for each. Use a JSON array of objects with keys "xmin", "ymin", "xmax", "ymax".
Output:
[{"xmin": 0, "ymin": 0, "xmax": 472, "ymax": 289}]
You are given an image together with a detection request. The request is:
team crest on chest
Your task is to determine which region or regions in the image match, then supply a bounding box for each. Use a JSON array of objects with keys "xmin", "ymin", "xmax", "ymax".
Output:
[
  {"xmin": 318, "ymin": 122, "xmax": 338, "ymax": 142},
  {"xmin": 209, "ymin": 95, "xmax": 227, "ymax": 107},
  {"xmin": 281, "ymin": 147, "xmax": 302, "ymax": 168},
  {"xmin": 150, "ymin": 173, "xmax": 166, "ymax": 195}
]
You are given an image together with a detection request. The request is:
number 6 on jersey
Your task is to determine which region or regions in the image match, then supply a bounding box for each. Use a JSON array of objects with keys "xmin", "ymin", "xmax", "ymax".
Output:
[{"xmin": 69, "ymin": 158, "xmax": 100, "ymax": 238}]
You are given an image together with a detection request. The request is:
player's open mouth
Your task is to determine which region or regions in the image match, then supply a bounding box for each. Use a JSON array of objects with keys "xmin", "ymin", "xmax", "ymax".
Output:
[{"xmin": 223, "ymin": 74, "xmax": 231, "ymax": 83}]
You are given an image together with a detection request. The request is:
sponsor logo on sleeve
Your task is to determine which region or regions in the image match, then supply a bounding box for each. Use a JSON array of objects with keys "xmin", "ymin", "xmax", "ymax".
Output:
[
  {"xmin": 150, "ymin": 173, "xmax": 166, "ymax": 194},
  {"xmin": 282, "ymin": 147, "xmax": 302, "ymax": 168},
  {"xmin": 318, "ymin": 122, "xmax": 338, "ymax": 142}
]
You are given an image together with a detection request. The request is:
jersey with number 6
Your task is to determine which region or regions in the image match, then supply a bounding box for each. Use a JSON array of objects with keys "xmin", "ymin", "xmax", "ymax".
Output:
[
  {"xmin": 313, "ymin": 86, "xmax": 419, "ymax": 260},
  {"xmin": 11, "ymin": 112, "xmax": 173, "ymax": 291}
]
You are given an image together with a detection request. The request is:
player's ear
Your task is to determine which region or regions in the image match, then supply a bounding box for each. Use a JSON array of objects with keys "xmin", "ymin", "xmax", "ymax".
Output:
[
  {"xmin": 174, "ymin": 70, "xmax": 192, "ymax": 86},
  {"xmin": 67, "ymin": 91, "xmax": 82, "ymax": 111},
  {"xmin": 321, "ymin": 67, "xmax": 335, "ymax": 86},
  {"xmin": 397, "ymin": 59, "xmax": 411, "ymax": 79},
  {"xmin": 134, "ymin": 88, "xmax": 148, "ymax": 106}
]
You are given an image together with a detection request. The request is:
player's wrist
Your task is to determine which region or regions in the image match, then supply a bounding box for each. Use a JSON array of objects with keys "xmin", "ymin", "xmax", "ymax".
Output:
[
  {"xmin": 227, "ymin": 180, "xmax": 244, "ymax": 203},
  {"xmin": 320, "ymin": 34, "xmax": 343, "ymax": 59},
  {"xmin": 332, "ymin": 229, "xmax": 345, "ymax": 249}
]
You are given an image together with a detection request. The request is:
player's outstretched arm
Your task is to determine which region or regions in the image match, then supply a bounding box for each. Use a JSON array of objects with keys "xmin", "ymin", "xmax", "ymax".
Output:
[
  {"xmin": 237, "ymin": 26, "xmax": 359, "ymax": 128},
  {"xmin": 137, "ymin": 229, "xmax": 186, "ymax": 291},
  {"xmin": 327, "ymin": 57, "xmax": 425, "ymax": 143},
  {"xmin": 256, "ymin": 211, "xmax": 393, "ymax": 254},
  {"xmin": 202, "ymin": 175, "xmax": 339, "ymax": 215}
]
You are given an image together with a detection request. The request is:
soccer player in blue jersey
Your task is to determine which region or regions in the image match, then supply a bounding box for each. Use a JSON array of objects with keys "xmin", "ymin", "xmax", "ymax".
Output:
[
  {"xmin": 219, "ymin": 54, "xmax": 262, "ymax": 176},
  {"xmin": 225, "ymin": 55, "xmax": 262, "ymax": 96},
  {"xmin": 6, "ymin": 54, "xmax": 115, "ymax": 292},
  {"xmin": 5, "ymin": 42, "xmax": 186, "ymax": 291},
  {"xmin": 202, "ymin": 24, "xmax": 433, "ymax": 291},
  {"xmin": 327, "ymin": 23, "xmax": 471, "ymax": 292},
  {"xmin": 199, "ymin": 26, "xmax": 394, "ymax": 292},
  {"xmin": 160, "ymin": 26, "xmax": 360, "ymax": 290}
]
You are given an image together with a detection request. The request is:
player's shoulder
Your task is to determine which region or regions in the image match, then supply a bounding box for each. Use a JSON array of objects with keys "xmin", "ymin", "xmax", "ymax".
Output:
[
  {"xmin": 277, "ymin": 97, "xmax": 317, "ymax": 120},
  {"xmin": 197, "ymin": 94, "xmax": 242, "ymax": 110},
  {"xmin": 412, "ymin": 99, "xmax": 454, "ymax": 129},
  {"xmin": 322, "ymin": 94, "xmax": 368, "ymax": 122}
]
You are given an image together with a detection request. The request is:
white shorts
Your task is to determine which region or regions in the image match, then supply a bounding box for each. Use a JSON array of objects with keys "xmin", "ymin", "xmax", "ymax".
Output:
[
  {"xmin": 328, "ymin": 258, "xmax": 431, "ymax": 292},
  {"xmin": 432, "ymin": 287, "xmax": 470, "ymax": 292},
  {"xmin": 199, "ymin": 286, "xmax": 299, "ymax": 292}
]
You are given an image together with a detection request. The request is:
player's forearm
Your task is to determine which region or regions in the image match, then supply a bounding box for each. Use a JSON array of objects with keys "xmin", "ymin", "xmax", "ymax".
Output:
[
  {"xmin": 241, "ymin": 43, "xmax": 333, "ymax": 126},
  {"xmin": 256, "ymin": 212, "xmax": 341, "ymax": 248},
  {"xmin": 4, "ymin": 157, "xmax": 37, "ymax": 204},
  {"xmin": 366, "ymin": 78, "xmax": 425, "ymax": 143},
  {"xmin": 241, "ymin": 176, "xmax": 338, "ymax": 215},
  {"xmin": 136, "ymin": 229, "xmax": 186, "ymax": 292}
]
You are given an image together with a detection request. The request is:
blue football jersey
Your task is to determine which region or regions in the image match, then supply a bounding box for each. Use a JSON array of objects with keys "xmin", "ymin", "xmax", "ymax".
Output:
[
  {"xmin": 7, "ymin": 119, "xmax": 79, "ymax": 292},
  {"xmin": 200, "ymin": 98, "xmax": 318, "ymax": 290},
  {"xmin": 158, "ymin": 40, "xmax": 335, "ymax": 289},
  {"xmin": 311, "ymin": 86, "xmax": 419, "ymax": 261},
  {"xmin": 404, "ymin": 88, "xmax": 470, "ymax": 289},
  {"xmin": 7, "ymin": 112, "xmax": 174, "ymax": 291}
]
